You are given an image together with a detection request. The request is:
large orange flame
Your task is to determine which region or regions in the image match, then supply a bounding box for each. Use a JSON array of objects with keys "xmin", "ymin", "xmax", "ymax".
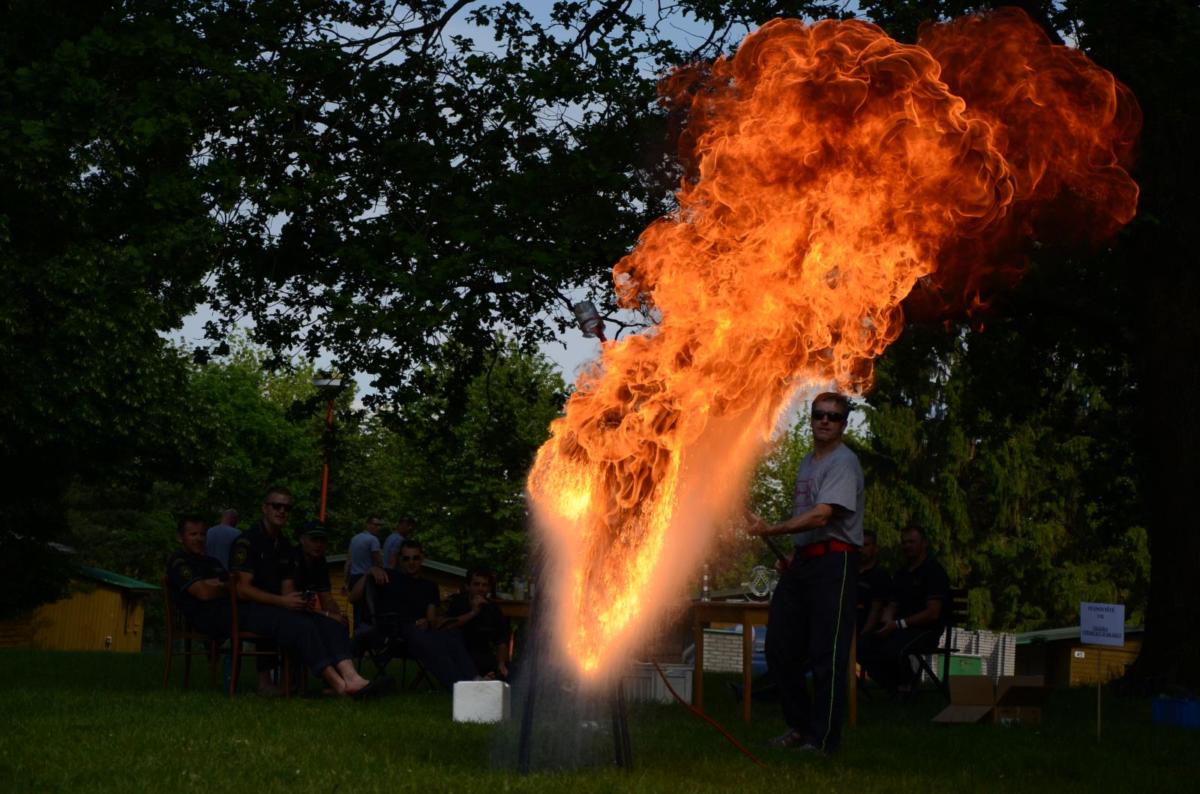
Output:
[{"xmin": 527, "ymin": 8, "xmax": 1139, "ymax": 678}]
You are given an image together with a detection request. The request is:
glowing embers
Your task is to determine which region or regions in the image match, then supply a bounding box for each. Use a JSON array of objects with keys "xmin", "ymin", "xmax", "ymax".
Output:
[{"xmin": 528, "ymin": 8, "xmax": 1139, "ymax": 678}]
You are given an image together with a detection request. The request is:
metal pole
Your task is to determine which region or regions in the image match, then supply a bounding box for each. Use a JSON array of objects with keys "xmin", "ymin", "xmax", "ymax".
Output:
[{"xmin": 318, "ymin": 397, "xmax": 333, "ymax": 521}]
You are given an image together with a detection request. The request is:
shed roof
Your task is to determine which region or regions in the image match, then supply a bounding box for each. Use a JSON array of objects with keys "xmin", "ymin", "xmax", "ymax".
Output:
[{"xmin": 77, "ymin": 566, "xmax": 159, "ymax": 592}]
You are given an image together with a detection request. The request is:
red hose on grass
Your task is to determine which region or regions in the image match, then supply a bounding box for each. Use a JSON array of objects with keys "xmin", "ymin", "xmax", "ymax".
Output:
[{"xmin": 650, "ymin": 660, "xmax": 766, "ymax": 768}]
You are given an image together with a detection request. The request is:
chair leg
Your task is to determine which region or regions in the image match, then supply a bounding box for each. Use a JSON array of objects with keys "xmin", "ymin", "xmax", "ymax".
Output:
[
  {"xmin": 207, "ymin": 641, "xmax": 220, "ymax": 688},
  {"xmin": 163, "ymin": 639, "xmax": 174, "ymax": 688},
  {"xmin": 183, "ymin": 637, "xmax": 193, "ymax": 689},
  {"xmin": 229, "ymin": 640, "xmax": 241, "ymax": 698},
  {"xmin": 282, "ymin": 652, "xmax": 293, "ymax": 698}
]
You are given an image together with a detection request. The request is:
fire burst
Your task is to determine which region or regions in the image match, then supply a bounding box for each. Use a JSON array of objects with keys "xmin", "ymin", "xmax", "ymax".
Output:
[{"xmin": 527, "ymin": 9, "xmax": 1140, "ymax": 677}]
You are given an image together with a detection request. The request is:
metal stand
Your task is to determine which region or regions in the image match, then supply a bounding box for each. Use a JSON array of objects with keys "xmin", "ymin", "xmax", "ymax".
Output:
[
  {"xmin": 515, "ymin": 598, "xmax": 634, "ymax": 773},
  {"xmin": 610, "ymin": 679, "xmax": 633, "ymax": 770}
]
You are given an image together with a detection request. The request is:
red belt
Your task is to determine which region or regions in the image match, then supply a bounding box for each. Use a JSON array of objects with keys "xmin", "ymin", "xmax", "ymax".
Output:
[{"xmin": 796, "ymin": 539, "xmax": 856, "ymax": 561}]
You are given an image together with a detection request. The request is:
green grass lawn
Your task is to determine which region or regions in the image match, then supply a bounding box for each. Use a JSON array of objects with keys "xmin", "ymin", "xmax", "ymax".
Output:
[{"xmin": 0, "ymin": 648, "xmax": 1195, "ymax": 792}]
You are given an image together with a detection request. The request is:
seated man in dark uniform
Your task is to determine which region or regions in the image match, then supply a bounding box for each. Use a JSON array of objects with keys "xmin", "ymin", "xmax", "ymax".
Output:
[
  {"xmin": 166, "ymin": 514, "xmax": 233, "ymax": 638},
  {"xmin": 444, "ymin": 566, "xmax": 510, "ymax": 679},
  {"xmin": 228, "ymin": 485, "xmax": 373, "ymax": 696},
  {"xmin": 290, "ymin": 520, "xmax": 349, "ymax": 628},
  {"xmin": 368, "ymin": 540, "xmax": 478, "ymax": 688},
  {"xmin": 856, "ymin": 530, "xmax": 891, "ymax": 643},
  {"xmin": 861, "ymin": 525, "xmax": 950, "ymax": 692}
]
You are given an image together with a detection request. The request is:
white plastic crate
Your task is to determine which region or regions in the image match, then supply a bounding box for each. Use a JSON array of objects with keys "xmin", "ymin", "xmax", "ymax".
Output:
[{"xmin": 622, "ymin": 662, "xmax": 693, "ymax": 705}]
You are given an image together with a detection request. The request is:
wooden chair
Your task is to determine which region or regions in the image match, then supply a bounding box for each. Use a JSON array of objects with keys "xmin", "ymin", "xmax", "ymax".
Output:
[
  {"xmin": 161, "ymin": 576, "xmax": 222, "ymax": 689},
  {"xmin": 907, "ymin": 586, "xmax": 971, "ymax": 701},
  {"xmin": 228, "ymin": 578, "xmax": 291, "ymax": 697}
]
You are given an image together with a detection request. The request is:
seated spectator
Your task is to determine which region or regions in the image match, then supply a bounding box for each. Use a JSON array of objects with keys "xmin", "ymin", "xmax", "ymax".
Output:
[
  {"xmin": 366, "ymin": 540, "xmax": 478, "ymax": 689},
  {"xmin": 444, "ymin": 567, "xmax": 511, "ymax": 679},
  {"xmin": 229, "ymin": 486, "xmax": 374, "ymax": 697},
  {"xmin": 166, "ymin": 514, "xmax": 232, "ymax": 638},
  {"xmin": 291, "ymin": 520, "xmax": 349, "ymax": 627},
  {"xmin": 205, "ymin": 508, "xmax": 241, "ymax": 570},
  {"xmin": 856, "ymin": 530, "xmax": 891, "ymax": 641},
  {"xmin": 382, "ymin": 515, "xmax": 415, "ymax": 569},
  {"xmin": 861, "ymin": 526, "xmax": 950, "ymax": 692}
]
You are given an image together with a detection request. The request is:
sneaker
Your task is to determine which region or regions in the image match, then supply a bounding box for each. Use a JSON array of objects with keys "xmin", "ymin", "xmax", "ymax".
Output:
[{"xmin": 768, "ymin": 729, "xmax": 813, "ymax": 749}]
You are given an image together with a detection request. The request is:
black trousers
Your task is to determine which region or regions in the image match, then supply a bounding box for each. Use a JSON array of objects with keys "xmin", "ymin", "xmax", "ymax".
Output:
[
  {"xmin": 238, "ymin": 604, "xmax": 353, "ymax": 677},
  {"xmin": 764, "ymin": 551, "xmax": 857, "ymax": 753},
  {"xmin": 400, "ymin": 624, "xmax": 479, "ymax": 689}
]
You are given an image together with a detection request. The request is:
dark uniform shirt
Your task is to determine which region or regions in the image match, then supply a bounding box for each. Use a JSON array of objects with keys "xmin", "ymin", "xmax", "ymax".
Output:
[
  {"xmin": 856, "ymin": 563, "xmax": 891, "ymax": 633},
  {"xmin": 230, "ymin": 523, "xmax": 295, "ymax": 596},
  {"xmin": 445, "ymin": 592, "xmax": 510, "ymax": 675},
  {"xmin": 165, "ymin": 550, "xmax": 228, "ymax": 629},
  {"xmin": 890, "ymin": 556, "xmax": 951, "ymax": 626},
  {"xmin": 375, "ymin": 571, "xmax": 440, "ymax": 623},
  {"xmin": 291, "ymin": 549, "xmax": 332, "ymax": 594}
]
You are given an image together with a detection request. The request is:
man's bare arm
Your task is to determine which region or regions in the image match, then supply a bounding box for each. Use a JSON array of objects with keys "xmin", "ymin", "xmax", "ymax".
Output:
[
  {"xmin": 748, "ymin": 504, "xmax": 833, "ymax": 537},
  {"xmin": 184, "ymin": 579, "xmax": 228, "ymax": 600}
]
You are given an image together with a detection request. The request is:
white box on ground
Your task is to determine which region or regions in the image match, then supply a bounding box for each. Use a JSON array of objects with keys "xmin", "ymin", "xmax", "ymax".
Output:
[{"xmin": 452, "ymin": 680, "xmax": 511, "ymax": 723}]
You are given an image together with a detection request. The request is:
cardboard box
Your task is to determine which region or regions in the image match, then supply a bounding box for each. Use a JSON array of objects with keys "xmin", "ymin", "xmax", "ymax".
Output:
[{"xmin": 933, "ymin": 675, "xmax": 1046, "ymax": 725}]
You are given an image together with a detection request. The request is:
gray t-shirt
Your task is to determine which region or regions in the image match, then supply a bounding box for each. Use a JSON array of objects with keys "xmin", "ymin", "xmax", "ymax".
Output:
[
  {"xmin": 791, "ymin": 442, "xmax": 864, "ymax": 548},
  {"xmin": 347, "ymin": 531, "xmax": 382, "ymax": 576},
  {"xmin": 381, "ymin": 532, "xmax": 405, "ymax": 568},
  {"xmin": 205, "ymin": 523, "xmax": 241, "ymax": 570}
]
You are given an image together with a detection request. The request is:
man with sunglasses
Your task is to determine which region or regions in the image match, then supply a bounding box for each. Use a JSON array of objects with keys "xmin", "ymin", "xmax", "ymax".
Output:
[
  {"xmin": 366, "ymin": 540, "xmax": 478, "ymax": 688},
  {"xmin": 749, "ymin": 392, "xmax": 863, "ymax": 755},
  {"xmin": 230, "ymin": 486, "xmax": 376, "ymax": 697},
  {"xmin": 228, "ymin": 486, "xmax": 302, "ymax": 694}
]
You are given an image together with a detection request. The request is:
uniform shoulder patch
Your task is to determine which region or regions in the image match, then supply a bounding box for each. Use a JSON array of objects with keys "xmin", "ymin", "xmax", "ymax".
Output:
[{"xmin": 168, "ymin": 557, "xmax": 192, "ymax": 583}]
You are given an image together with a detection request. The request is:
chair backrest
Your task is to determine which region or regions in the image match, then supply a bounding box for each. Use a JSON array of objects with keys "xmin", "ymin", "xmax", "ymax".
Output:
[
  {"xmin": 228, "ymin": 575, "xmax": 244, "ymax": 636},
  {"xmin": 361, "ymin": 575, "xmax": 379, "ymax": 624},
  {"xmin": 162, "ymin": 575, "xmax": 180, "ymax": 641}
]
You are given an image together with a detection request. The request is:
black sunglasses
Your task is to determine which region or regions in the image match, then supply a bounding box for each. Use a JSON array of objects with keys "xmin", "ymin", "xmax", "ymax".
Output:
[
  {"xmin": 266, "ymin": 501, "xmax": 293, "ymax": 511},
  {"xmin": 811, "ymin": 409, "xmax": 847, "ymax": 423},
  {"xmin": 401, "ymin": 555, "xmax": 422, "ymax": 562}
]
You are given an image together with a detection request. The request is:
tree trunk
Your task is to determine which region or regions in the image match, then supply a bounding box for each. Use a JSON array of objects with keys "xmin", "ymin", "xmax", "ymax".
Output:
[{"xmin": 1125, "ymin": 262, "xmax": 1200, "ymax": 691}]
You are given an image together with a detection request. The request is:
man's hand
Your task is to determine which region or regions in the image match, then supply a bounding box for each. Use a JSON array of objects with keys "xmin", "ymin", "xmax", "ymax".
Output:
[
  {"xmin": 279, "ymin": 591, "xmax": 307, "ymax": 611},
  {"xmin": 469, "ymin": 594, "xmax": 487, "ymax": 613},
  {"xmin": 741, "ymin": 507, "xmax": 768, "ymax": 535},
  {"xmin": 874, "ymin": 619, "xmax": 898, "ymax": 639},
  {"xmin": 497, "ymin": 661, "xmax": 508, "ymax": 678},
  {"xmin": 370, "ymin": 566, "xmax": 389, "ymax": 585},
  {"xmin": 774, "ymin": 551, "xmax": 794, "ymax": 574}
]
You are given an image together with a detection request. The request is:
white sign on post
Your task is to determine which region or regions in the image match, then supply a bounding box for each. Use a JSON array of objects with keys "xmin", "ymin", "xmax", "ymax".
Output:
[{"xmin": 1080, "ymin": 602, "xmax": 1125, "ymax": 647}]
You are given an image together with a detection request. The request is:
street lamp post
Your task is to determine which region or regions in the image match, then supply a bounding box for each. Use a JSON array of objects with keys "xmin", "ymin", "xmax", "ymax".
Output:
[{"xmin": 312, "ymin": 376, "xmax": 343, "ymax": 522}]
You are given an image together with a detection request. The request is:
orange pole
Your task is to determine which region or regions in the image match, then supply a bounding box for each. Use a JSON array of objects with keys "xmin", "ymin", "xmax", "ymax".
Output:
[{"xmin": 318, "ymin": 397, "xmax": 333, "ymax": 521}]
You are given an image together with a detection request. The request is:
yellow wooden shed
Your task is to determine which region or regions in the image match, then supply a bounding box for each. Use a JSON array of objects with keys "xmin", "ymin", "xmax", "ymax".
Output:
[
  {"xmin": 1015, "ymin": 625, "xmax": 1143, "ymax": 687},
  {"xmin": 0, "ymin": 566, "xmax": 158, "ymax": 653}
]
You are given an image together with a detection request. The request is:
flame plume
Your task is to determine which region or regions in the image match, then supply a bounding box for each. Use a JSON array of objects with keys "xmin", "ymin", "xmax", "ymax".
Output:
[{"xmin": 527, "ymin": 9, "xmax": 1139, "ymax": 677}]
